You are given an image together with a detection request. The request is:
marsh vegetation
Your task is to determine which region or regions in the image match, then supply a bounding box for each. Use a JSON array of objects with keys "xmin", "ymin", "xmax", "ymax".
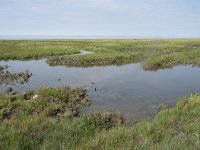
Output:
[
  {"xmin": 1, "ymin": 39, "xmax": 200, "ymax": 70},
  {"xmin": 0, "ymin": 88, "xmax": 200, "ymax": 149},
  {"xmin": 1, "ymin": 39, "xmax": 200, "ymax": 149}
]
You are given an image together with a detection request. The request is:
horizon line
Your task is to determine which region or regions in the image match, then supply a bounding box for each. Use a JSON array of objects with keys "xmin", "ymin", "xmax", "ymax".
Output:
[{"xmin": 0, "ymin": 34, "xmax": 200, "ymax": 40}]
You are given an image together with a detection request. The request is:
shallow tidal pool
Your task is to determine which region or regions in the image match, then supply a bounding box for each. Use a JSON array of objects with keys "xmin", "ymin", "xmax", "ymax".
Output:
[{"xmin": 1, "ymin": 59, "xmax": 200, "ymax": 121}]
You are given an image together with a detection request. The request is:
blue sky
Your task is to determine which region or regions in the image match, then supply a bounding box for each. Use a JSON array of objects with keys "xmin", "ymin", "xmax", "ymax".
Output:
[{"xmin": 0, "ymin": 0, "xmax": 200, "ymax": 38}]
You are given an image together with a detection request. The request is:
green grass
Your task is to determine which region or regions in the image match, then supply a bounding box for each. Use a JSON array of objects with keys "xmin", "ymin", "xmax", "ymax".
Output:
[
  {"xmin": 1, "ymin": 39, "xmax": 200, "ymax": 149},
  {"xmin": 1, "ymin": 39, "xmax": 200, "ymax": 70},
  {"xmin": 0, "ymin": 40, "xmax": 81, "ymax": 59},
  {"xmin": 81, "ymin": 93, "xmax": 200, "ymax": 150},
  {"xmin": 1, "ymin": 87, "xmax": 200, "ymax": 150},
  {"xmin": 0, "ymin": 86, "xmax": 90, "ymax": 120}
]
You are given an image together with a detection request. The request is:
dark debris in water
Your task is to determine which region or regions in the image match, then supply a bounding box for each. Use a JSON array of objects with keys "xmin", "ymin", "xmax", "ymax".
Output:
[{"xmin": 0, "ymin": 65, "xmax": 32, "ymax": 85}]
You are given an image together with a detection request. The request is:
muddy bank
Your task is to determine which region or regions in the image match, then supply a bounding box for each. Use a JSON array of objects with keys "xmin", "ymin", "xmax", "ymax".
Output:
[
  {"xmin": 0, "ymin": 87, "xmax": 91, "ymax": 120},
  {"xmin": 46, "ymin": 53, "xmax": 138, "ymax": 67},
  {"xmin": 90, "ymin": 112, "xmax": 124, "ymax": 129},
  {"xmin": 0, "ymin": 85, "xmax": 125, "ymax": 132},
  {"xmin": 0, "ymin": 65, "xmax": 32, "ymax": 85}
]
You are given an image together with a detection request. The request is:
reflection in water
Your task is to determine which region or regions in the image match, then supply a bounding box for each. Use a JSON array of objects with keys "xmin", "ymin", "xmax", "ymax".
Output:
[{"xmin": 1, "ymin": 59, "xmax": 200, "ymax": 121}]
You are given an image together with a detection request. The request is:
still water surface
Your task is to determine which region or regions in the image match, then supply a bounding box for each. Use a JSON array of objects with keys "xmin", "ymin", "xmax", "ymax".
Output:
[{"xmin": 1, "ymin": 59, "xmax": 200, "ymax": 121}]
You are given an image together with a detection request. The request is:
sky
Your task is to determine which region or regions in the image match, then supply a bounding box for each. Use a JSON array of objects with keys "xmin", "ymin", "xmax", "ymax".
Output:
[{"xmin": 0, "ymin": 0, "xmax": 200, "ymax": 38}]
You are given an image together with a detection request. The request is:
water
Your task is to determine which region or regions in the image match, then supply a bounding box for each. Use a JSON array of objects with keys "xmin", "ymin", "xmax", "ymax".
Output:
[
  {"xmin": 74, "ymin": 50, "xmax": 94, "ymax": 55},
  {"xmin": 1, "ymin": 59, "xmax": 200, "ymax": 121}
]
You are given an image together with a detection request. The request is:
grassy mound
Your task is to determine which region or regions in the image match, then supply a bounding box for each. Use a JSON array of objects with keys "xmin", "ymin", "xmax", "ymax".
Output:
[{"xmin": 0, "ymin": 87, "xmax": 90, "ymax": 120}]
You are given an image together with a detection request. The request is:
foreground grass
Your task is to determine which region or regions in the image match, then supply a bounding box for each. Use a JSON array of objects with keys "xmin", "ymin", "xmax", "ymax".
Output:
[
  {"xmin": 83, "ymin": 94, "xmax": 200, "ymax": 150},
  {"xmin": 1, "ymin": 87, "xmax": 200, "ymax": 150},
  {"xmin": 1, "ymin": 39, "xmax": 200, "ymax": 70}
]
